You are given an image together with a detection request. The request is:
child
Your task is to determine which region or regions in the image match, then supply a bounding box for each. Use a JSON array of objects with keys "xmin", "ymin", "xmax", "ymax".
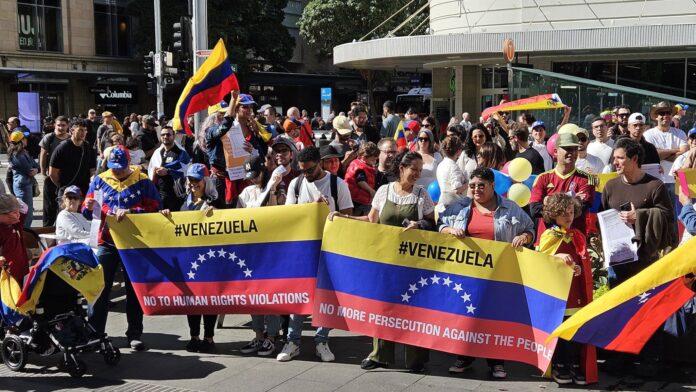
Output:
[
  {"xmin": 126, "ymin": 136, "xmax": 146, "ymax": 170},
  {"xmin": 537, "ymin": 193, "xmax": 597, "ymax": 385},
  {"xmin": 344, "ymin": 142, "xmax": 379, "ymax": 216}
]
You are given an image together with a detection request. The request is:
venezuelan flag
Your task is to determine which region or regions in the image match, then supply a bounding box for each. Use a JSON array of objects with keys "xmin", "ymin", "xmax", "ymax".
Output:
[
  {"xmin": 313, "ymin": 218, "xmax": 574, "ymax": 372},
  {"xmin": 393, "ymin": 121, "xmax": 407, "ymax": 150},
  {"xmin": 108, "ymin": 203, "xmax": 329, "ymax": 315},
  {"xmin": 481, "ymin": 94, "xmax": 565, "ymax": 121},
  {"xmin": 549, "ymin": 238, "xmax": 696, "ymax": 354},
  {"xmin": 0, "ymin": 268, "xmax": 24, "ymax": 326},
  {"xmin": 172, "ymin": 39, "xmax": 240, "ymax": 135},
  {"xmin": 589, "ymin": 172, "xmax": 619, "ymax": 212}
]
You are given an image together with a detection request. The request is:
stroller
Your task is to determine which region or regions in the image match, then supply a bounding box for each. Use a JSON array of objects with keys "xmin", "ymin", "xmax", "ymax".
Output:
[{"xmin": 0, "ymin": 243, "xmax": 120, "ymax": 377}]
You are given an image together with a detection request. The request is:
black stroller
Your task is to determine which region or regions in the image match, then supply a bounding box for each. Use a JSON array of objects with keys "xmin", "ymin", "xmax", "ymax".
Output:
[{"xmin": 0, "ymin": 243, "xmax": 120, "ymax": 377}]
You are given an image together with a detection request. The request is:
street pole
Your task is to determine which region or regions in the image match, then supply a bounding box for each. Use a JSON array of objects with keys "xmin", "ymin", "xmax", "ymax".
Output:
[
  {"xmin": 154, "ymin": 0, "xmax": 164, "ymax": 115},
  {"xmin": 192, "ymin": 0, "xmax": 208, "ymax": 132}
]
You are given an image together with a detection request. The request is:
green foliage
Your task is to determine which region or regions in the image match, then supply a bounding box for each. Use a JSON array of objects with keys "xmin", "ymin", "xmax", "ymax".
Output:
[{"xmin": 299, "ymin": 0, "xmax": 429, "ymax": 57}]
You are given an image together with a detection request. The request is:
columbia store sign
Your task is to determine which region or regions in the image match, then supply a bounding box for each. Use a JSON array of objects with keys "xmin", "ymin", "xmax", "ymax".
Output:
[{"xmin": 91, "ymin": 85, "xmax": 138, "ymax": 104}]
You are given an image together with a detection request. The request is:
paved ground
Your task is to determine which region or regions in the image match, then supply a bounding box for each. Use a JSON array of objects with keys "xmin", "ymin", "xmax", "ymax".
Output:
[{"xmin": 2, "ymin": 155, "xmax": 696, "ymax": 391}]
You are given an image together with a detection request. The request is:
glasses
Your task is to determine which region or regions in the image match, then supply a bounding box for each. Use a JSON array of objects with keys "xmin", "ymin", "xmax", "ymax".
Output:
[
  {"xmin": 380, "ymin": 149, "xmax": 397, "ymax": 155},
  {"xmin": 468, "ymin": 183, "xmax": 487, "ymax": 190},
  {"xmin": 418, "ymin": 137, "xmax": 429, "ymax": 142},
  {"xmin": 422, "ymin": 123, "xmax": 432, "ymax": 128},
  {"xmin": 656, "ymin": 111, "xmax": 672, "ymax": 117},
  {"xmin": 301, "ymin": 164, "xmax": 319, "ymax": 176}
]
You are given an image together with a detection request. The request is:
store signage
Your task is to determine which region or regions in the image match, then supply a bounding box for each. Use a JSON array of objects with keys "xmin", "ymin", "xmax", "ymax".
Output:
[{"xmin": 92, "ymin": 85, "xmax": 138, "ymax": 104}]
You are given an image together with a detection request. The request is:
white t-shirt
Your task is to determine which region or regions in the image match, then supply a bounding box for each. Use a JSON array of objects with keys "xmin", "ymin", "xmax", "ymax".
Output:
[
  {"xmin": 236, "ymin": 185, "xmax": 264, "ymax": 208},
  {"xmin": 415, "ymin": 152, "xmax": 442, "ymax": 187},
  {"xmin": 129, "ymin": 149, "xmax": 146, "ymax": 166},
  {"xmin": 531, "ymin": 142, "xmax": 553, "ymax": 171},
  {"xmin": 456, "ymin": 153, "xmax": 478, "ymax": 180},
  {"xmin": 371, "ymin": 182, "xmax": 435, "ymax": 218},
  {"xmin": 644, "ymin": 126, "xmax": 687, "ymax": 184},
  {"xmin": 586, "ymin": 139, "xmax": 614, "ymax": 166},
  {"xmin": 436, "ymin": 156, "xmax": 467, "ymax": 193},
  {"xmin": 575, "ymin": 153, "xmax": 604, "ymax": 174},
  {"xmin": 286, "ymin": 171, "xmax": 353, "ymax": 212}
]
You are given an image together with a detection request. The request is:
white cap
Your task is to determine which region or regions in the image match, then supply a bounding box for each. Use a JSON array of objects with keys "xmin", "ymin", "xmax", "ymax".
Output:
[{"xmin": 628, "ymin": 112, "xmax": 646, "ymax": 125}]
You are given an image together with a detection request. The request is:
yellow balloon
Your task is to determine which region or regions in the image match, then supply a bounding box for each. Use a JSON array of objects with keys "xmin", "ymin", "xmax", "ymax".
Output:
[
  {"xmin": 508, "ymin": 158, "xmax": 533, "ymax": 182},
  {"xmin": 508, "ymin": 183, "xmax": 531, "ymax": 207}
]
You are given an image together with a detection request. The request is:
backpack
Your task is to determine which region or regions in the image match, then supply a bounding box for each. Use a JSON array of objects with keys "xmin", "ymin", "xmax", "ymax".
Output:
[{"xmin": 293, "ymin": 173, "xmax": 338, "ymax": 210}]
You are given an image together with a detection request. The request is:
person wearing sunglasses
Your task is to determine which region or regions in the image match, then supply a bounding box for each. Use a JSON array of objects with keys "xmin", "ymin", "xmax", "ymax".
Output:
[
  {"xmin": 572, "ymin": 128, "xmax": 604, "ymax": 174},
  {"xmin": 622, "ymin": 112, "xmax": 660, "ymax": 165},
  {"xmin": 55, "ymin": 185, "xmax": 91, "ymax": 244},
  {"xmin": 609, "ymin": 104, "xmax": 632, "ymax": 140},
  {"xmin": 644, "ymin": 101, "xmax": 688, "ymax": 193},
  {"xmin": 414, "ymin": 129, "xmax": 442, "ymax": 187}
]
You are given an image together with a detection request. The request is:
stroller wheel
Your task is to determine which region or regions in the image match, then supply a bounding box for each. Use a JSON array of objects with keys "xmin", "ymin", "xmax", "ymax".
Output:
[
  {"xmin": 1, "ymin": 335, "xmax": 28, "ymax": 371},
  {"xmin": 65, "ymin": 358, "xmax": 87, "ymax": 378},
  {"xmin": 103, "ymin": 346, "xmax": 121, "ymax": 366}
]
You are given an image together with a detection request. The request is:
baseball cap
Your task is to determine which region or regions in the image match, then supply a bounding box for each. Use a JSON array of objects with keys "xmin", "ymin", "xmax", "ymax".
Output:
[
  {"xmin": 257, "ymin": 104, "xmax": 272, "ymax": 113},
  {"xmin": 62, "ymin": 185, "xmax": 82, "ymax": 197},
  {"xmin": 531, "ymin": 120, "xmax": 545, "ymax": 130},
  {"xmin": 186, "ymin": 163, "xmax": 209, "ymax": 180},
  {"xmin": 556, "ymin": 132, "xmax": 580, "ymax": 148},
  {"xmin": 271, "ymin": 136, "xmax": 296, "ymax": 152},
  {"xmin": 404, "ymin": 120, "xmax": 421, "ymax": 133},
  {"xmin": 332, "ymin": 115, "xmax": 352, "ymax": 136},
  {"xmin": 575, "ymin": 128, "xmax": 589, "ymax": 138},
  {"xmin": 237, "ymin": 94, "xmax": 256, "ymax": 106},
  {"xmin": 208, "ymin": 100, "xmax": 230, "ymax": 115},
  {"xmin": 106, "ymin": 145, "xmax": 130, "ymax": 169},
  {"xmin": 320, "ymin": 145, "xmax": 342, "ymax": 160},
  {"xmin": 102, "ymin": 111, "xmax": 113, "ymax": 118},
  {"xmin": 282, "ymin": 118, "xmax": 301, "ymax": 133},
  {"xmin": 688, "ymin": 128, "xmax": 696, "ymax": 138},
  {"xmin": 9, "ymin": 131, "xmax": 25, "ymax": 143},
  {"xmin": 244, "ymin": 155, "xmax": 265, "ymax": 180},
  {"xmin": 628, "ymin": 112, "xmax": 646, "ymax": 125}
]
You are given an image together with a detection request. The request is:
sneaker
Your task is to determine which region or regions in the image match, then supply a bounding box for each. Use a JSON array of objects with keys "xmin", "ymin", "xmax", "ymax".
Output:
[
  {"xmin": 185, "ymin": 338, "xmax": 200, "ymax": 352},
  {"xmin": 129, "ymin": 339, "xmax": 146, "ymax": 351},
  {"xmin": 570, "ymin": 365, "xmax": 587, "ymax": 385},
  {"xmin": 360, "ymin": 358, "xmax": 388, "ymax": 370},
  {"xmin": 449, "ymin": 358, "xmax": 474, "ymax": 373},
  {"xmin": 491, "ymin": 364, "xmax": 507, "ymax": 379},
  {"xmin": 240, "ymin": 338, "xmax": 262, "ymax": 354},
  {"xmin": 315, "ymin": 342, "xmax": 335, "ymax": 362},
  {"xmin": 276, "ymin": 341, "xmax": 300, "ymax": 362},
  {"xmin": 257, "ymin": 338, "xmax": 275, "ymax": 356},
  {"xmin": 552, "ymin": 364, "xmax": 573, "ymax": 384},
  {"xmin": 198, "ymin": 339, "xmax": 215, "ymax": 353}
]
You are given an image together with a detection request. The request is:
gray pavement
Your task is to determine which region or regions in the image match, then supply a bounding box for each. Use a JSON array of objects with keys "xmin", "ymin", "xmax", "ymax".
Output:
[{"xmin": 2, "ymin": 155, "xmax": 696, "ymax": 391}]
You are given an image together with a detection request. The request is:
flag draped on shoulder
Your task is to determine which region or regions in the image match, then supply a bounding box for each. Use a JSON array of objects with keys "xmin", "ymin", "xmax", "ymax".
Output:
[
  {"xmin": 549, "ymin": 238, "xmax": 696, "ymax": 354},
  {"xmin": 173, "ymin": 39, "xmax": 240, "ymax": 135}
]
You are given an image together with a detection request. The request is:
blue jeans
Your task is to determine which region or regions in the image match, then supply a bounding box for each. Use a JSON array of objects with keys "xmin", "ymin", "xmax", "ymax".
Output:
[
  {"xmin": 13, "ymin": 178, "xmax": 32, "ymax": 229},
  {"xmin": 251, "ymin": 314, "xmax": 281, "ymax": 337},
  {"xmin": 89, "ymin": 244, "xmax": 144, "ymax": 340},
  {"xmin": 287, "ymin": 314, "xmax": 330, "ymax": 344}
]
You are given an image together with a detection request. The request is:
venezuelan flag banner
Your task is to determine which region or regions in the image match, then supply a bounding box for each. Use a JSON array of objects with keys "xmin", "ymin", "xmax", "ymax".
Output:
[
  {"xmin": 0, "ymin": 268, "xmax": 23, "ymax": 326},
  {"xmin": 549, "ymin": 238, "xmax": 696, "ymax": 353},
  {"xmin": 172, "ymin": 39, "xmax": 240, "ymax": 135},
  {"xmin": 481, "ymin": 94, "xmax": 565, "ymax": 121},
  {"xmin": 313, "ymin": 218, "xmax": 573, "ymax": 371},
  {"xmin": 393, "ymin": 121, "xmax": 407, "ymax": 150},
  {"xmin": 589, "ymin": 172, "xmax": 619, "ymax": 212},
  {"xmin": 108, "ymin": 203, "xmax": 329, "ymax": 315}
]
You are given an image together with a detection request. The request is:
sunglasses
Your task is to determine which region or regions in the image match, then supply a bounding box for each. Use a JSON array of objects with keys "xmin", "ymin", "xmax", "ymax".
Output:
[
  {"xmin": 468, "ymin": 183, "xmax": 488, "ymax": 190},
  {"xmin": 617, "ymin": 113, "xmax": 630, "ymax": 117},
  {"xmin": 656, "ymin": 111, "xmax": 672, "ymax": 117},
  {"xmin": 422, "ymin": 123, "xmax": 432, "ymax": 128},
  {"xmin": 301, "ymin": 164, "xmax": 320, "ymax": 176},
  {"xmin": 418, "ymin": 137, "xmax": 429, "ymax": 142}
]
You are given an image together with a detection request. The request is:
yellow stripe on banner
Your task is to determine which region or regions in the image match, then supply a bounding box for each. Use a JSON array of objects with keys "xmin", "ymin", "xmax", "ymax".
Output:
[
  {"xmin": 596, "ymin": 172, "xmax": 619, "ymax": 193},
  {"xmin": 322, "ymin": 218, "xmax": 573, "ymax": 300},
  {"xmin": 108, "ymin": 203, "xmax": 329, "ymax": 249},
  {"xmin": 49, "ymin": 259, "xmax": 104, "ymax": 306},
  {"xmin": 675, "ymin": 168, "xmax": 696, "ymax": 196}
]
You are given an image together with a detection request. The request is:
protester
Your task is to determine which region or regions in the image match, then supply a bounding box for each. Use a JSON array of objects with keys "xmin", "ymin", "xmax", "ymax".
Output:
[
  {"xmin": 8, "ymin": 131, "xmax": 38, "ymax": 228},
  {"xmin": 459, "ymin": 124, "xmax": 491, "ymax": 178},
  {"xmin": 148, "ymin": 125, "xmax": 191, "ymax": 212},
  {"xmin": 0, "ymin": 194, "xmax": 29, "ymax": 282},
  {"xmin": 319, "ymin": 144, "xmax": 342, "ymax": 177},
  {"xmin": 530, "ymin": 121, "xmax": 554, "ymax": 171},
  {"xmin": 345, "ymin": 142, "xmax": 379, "ymax": 216},
  {"xmin": 84, "ymin": 145, "xmax": 162, "ymax": 351},
  {"xmin": 204, "ymin": 99, "xmax": 236, "ymax": 209},
  {"xmin": 623, "ymin": 112, "xmax": 660, "ymax": 165},
  {"xmin": 669, "ymin": 128, "xmax": 696, "ymax": 177},
  {"xmin": 49, "ymin": 119, "xmax": 97, "ymax": 196},
  {"xmin": 126, "ymin": 136, "xmax": 147, "ymax": 170},
  {"xmin": 375, "ymin": 138, "xmax": 397, "ymax": 189},
  {"xmin": 438, "ymin": 167, "xmax": 535, "ymax": 378},
  {"xmin": 98, "ymin": 132, "xmax": 125, "ymax": 173},
  {"xmin": 330, "ymin": 115, "xmax": 359, "ymax": 172},
  {"xmin": 282, "ymin": 118, "xmax": 306, "ymax": 151},
  {"xmin": 55, "ymin": 185, "xmax": 90, "ymax": 244},
  {"xmin": 135, "ymin": 115, "xmax": 160, "ymax": 159},
  {"xmin": 381, "ymin": 100, "xmax": 400, "ymax": 138},
  {"xmin": 96, "ymin": 111, "xmax": 115, "ymax": 157},
  {"xmin": 460, "ymin": 112, "xmax": 472, "ymax": 131},
  {"xmin": 421, "ymin": 116, "xmax": 439, "ymax": 139},
  {"xmin": 351, "ymin": 105, "xmax": 380, "ymax": 145},
  {"xmin": 286, "ymin": 107, "xmax": 314, "ymax": 148},
  {"xmin": 403, "ymin": 120, "xmax": 420, "ymax": 152},
  {"xmin": 39, "ymin": 115, "xmax": 70, "ymax": 226},
  {"xmin": 280, "ymin": 146, "xmax": 353, "ymax": 363},
  {"xmin": 271, "ymin": 137, "xmax": 300, "ymax": 188},
  {"xmin": 331, "ymin": 150, "xmax": 435, "ymax": 372},
  {"xmin": 587, "ymin": 117, "xmax": 615, "ymax": 166},
  {"xmin": 414, "ymin": 129, "xmax": 442, "ymax": 187},
  {"xmin": 610, "ymin": 105, "xmax": 632, "ymax": 139},
  {"xmin": 509, "ymin": 125, "xmax": 545, "ymax": 175},
  {"xmin": 572, "ymin": 128, "xmax": 604, "ymax": 174},
  {"xmin": 436, "ymin": 135, "xmax": 467, "ymax": 206},
  {"xmin": 476, "ymin": 142, "xmax": 505, "ymax": 171},
  {"xmin": 644, "ymin": 101, "xmax": 688, "ymax": 194}
]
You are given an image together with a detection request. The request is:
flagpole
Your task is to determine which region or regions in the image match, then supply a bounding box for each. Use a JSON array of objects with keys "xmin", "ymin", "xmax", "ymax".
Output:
[
  {"xmin": 192, "ymin": 0, "xmax": 208, "ymax": 133},
  {"xmin": 154, "ymin": 0, "xmax": 164, "ymax": 116}
]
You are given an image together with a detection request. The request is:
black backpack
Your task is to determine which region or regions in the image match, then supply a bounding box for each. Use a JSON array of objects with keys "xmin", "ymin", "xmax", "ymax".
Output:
[{"xmin": 293, "ymin": 173, "xmax": 338, "ymax": 210}]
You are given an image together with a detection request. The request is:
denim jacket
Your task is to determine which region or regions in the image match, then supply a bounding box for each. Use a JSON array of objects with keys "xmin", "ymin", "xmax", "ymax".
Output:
[
  {"xmin": 437, "ymin": 193, "xmax": 535, "ymax": 242},
  {"xmin": 10, "ymin": 151, "xmax": 39, "ymax": 186},
  {"xmin": 205, "ymin": 116, "xmax": 235, "ymax": 170}
]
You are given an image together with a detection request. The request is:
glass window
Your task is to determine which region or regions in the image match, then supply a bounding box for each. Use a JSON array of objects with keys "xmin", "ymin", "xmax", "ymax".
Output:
[
  {"xmin": 17, "ymin": 0, "xmax": 62, "ymax": 52},
  {"xmin": 687, "ymin": 60, "xmax": 696, "ymax": 100},
  {"xmin": 494, "ymin": 68, "xmax": 509, "ymax": 88},
  {"xmin": 94, "ymin": 0, "xmax": 134, "ymax": 57},
  {"xmin": 553, "ymin": 61, "xmax": 616, "ymax": 84},
  {"xmin": 481, "ymin": 67, "xmax": 493, "ymax": 89},
  {"xmin": 618, "ymin": 59, "xmax": 685, "ymax": 97}
]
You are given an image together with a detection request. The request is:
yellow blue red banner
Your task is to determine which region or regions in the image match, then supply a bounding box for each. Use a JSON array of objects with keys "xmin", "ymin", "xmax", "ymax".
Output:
[
  {"xmin": 108, "ymin": 203, "xmax": 329, "ymax": 315},
  {"xmin": 312, "ymin": 218, "xmax": 574, "ymax": 372}
]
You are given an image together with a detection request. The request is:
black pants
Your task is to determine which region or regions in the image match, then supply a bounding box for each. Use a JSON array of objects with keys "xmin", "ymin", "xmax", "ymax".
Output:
[
  {"xmin": 42, "ymin": 179, "xmax": 58, "ymax": 227},
  {"xmin": 5, "ymin": 169, "xmax": 14, "ymax": 196},
  {"xmin": 187, "ymin": 315, "xmax": 217, "ymax": 338},
  {"xmin": 211, "ymin": 175, "xmax": 227, "ymax": 209}
]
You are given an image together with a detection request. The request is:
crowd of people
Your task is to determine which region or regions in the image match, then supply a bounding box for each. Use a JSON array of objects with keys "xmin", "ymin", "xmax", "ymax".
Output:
[{"xmin": 1, "ymin": 93, "xmax": 696, "ymax": 385}]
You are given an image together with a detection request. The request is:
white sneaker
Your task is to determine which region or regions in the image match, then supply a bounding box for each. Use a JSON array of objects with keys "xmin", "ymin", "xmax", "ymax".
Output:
[
  {"xmin": 276, "ymin": 341, "xmax": 300, "ymax": 362},
  {"xmin": 315, "ymin": 342, "xmax": 335, "ymax": 362},
  {"xmin": 491, "ymin": 364, "xmax": 507, "ymax": 379}
]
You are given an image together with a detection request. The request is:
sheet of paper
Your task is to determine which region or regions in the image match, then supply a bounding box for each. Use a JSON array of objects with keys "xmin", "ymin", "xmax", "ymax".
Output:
[
  {"xmin": 642, "ymin": 163, "xmax": 661, "ymax": 180},
  {"xmin": 89, "ymin": 190, "xmax": 103, "ymax": 249},
  {"xmin": 222, "ymin": 123, "xmax": 253, "ymax": 181},
  {"xmin": 597, "ymin": 208, "xmax": 639, "ymax": 269}
]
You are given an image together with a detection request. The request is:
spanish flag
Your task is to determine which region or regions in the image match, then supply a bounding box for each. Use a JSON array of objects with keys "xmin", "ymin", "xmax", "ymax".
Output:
[
  {"xmin": 549, "ymin": 238, "xmax": 696, "ymax": 354},
  {"xmin": 173, "ymin": 39, "xmax": 240, "ymax": 135}
]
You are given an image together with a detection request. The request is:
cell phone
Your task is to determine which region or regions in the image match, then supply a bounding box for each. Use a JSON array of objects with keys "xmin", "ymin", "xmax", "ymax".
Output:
[
  {"xmin": 619, "ymin": 202, "xmax": 631, "ymax": 211},
  {"xmin": 402, "ymin": 219, "xmax": 410, "ymax": 228}
]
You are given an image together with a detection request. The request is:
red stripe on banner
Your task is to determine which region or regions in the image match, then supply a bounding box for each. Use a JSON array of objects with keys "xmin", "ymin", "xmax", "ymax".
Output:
[
  {"xmin": 131, "ymin": 278, "xmax": 315, "ymax": 315},
  {"xmin": 312, "ymin": 288, "xmax": 556, "ymax": 371},
  {"xmin": 605, "ymin": 279, "xmax": 695, "ymax": 353}
]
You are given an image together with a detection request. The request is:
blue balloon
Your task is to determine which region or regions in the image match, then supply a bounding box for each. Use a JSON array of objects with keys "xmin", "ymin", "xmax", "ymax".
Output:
[
  {"xmin": 427, "ymin": 180, "xmax": 441, "ymax": 203},
  {"xmin": 492, "ymin": 169, "xmax": 513, "ymax": 195},
  {"xmin": 522, "ymin": 174, "xmax": 538, "ymax": 190}
]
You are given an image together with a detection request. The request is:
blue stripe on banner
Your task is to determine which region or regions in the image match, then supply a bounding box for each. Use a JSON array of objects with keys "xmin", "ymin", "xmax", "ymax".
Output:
[
  {"xmin": 120, "ymin": 240, "xmax": 320, "ymax": 284},
  {"xmin": 318, "ymin": 251, "xmax": 567, "ymax": 334},
  {"xmin": 572, "ymin": 281, "xmax": 673, "ymax": 347},
  {"xmin": 177, "ymin": 60, "xmax": 233, "ymax": 120}
]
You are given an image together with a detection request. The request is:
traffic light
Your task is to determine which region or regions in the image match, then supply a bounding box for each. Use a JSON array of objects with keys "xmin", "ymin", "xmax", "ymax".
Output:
[
  {"xmin": 173, "ymin": 17, "xmax": 192, "ymax": 60},
  {"xmin": 146, "ymin": 80, "xmax": 157, "ymax": 96},
  {"xmin": 143, "ymin": 51, "xmax": 154, "ymax": 78}
]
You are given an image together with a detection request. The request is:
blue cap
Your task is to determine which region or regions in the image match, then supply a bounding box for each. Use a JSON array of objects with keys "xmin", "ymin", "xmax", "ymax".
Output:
[
  {"xmin": 62, "ymin": 185, "xmax": 82, "ymax": 197},
  {"xmin": 185, "ymin": 163, "xmax": 209, "ymax": 180},
  {"xmin": 106, "ymin": 145, "xmax": 130, "ymax": 169},
  {"xmin": 688, "ymin": 128, "xmax": 696, "ymax": 138},
  {"xmin": 531, "ymin": 120, "xmax": 545, "ymax": 130},
  {"xmin": 237, "ymin": 94, "xmax": 256, "ymax": 106}
]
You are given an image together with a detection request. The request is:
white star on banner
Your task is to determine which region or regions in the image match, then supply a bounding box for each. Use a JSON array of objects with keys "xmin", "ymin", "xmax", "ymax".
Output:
[
  {"xmin": 217, "ymin": 249, "xmax": 226, "ymax": 258},
  {"xmin": 408, "ymin": 284, "xmax": 418, "ymax": 293},
  {"xmin": 207, "ymin": 249, "xmax": 216, "ymax": 258},
  {"xmin": 442, "ymin": 276, "xmax": 452, "ymax": 286},
  {"xmin": 401, "ymin": 292, "xmax": 411, "ymax": 303},
  {"xmin": 466, "ymin": 304, "xmax": 476, "ymax": 314},
  {"xmin": 453, "ymin": 283, "xmax": 463, "ymax": 293},
  {"xmin": 461, "ymin": 292, "xmax": 471, "ymax": 302},
  {"xmin": 190, "ymin": 261, "xmax": 199, "ymax": 270},
  {"xmin": 237, "ymin": 259, "xmax": 246, "ymax": 268},
  {"xmin": 418, "ymin": 277, "xmax": 428, "ymax": 287},
  {"xmin": 197, "ymin": 254, "xmax": 206, "ymax": 263},
  {"xmin": 243, "ymin": 268, "xmax": 253, "ymax": 277},
  {"xmin": 228, "ymin": 252, "xmax": 237, "ymax": 261},
  {"xmin": 187, "ymin": 271, "xmax": 196, "ymax": 280},
  {"xmin": 638, "ymin": 292, "xmax": 651, "ymax": 304},
  {"xmin": 430, "ymin": 274, "xmax": 441, "ymax": 284}
]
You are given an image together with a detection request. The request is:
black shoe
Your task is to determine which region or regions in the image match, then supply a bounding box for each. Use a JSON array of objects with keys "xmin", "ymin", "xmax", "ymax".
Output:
[
  {"xmin": 409, "ymin": 362, "xmax": 426, "ymax": 373},
  {"xmin": 186, "ymin": 338, "xmax": 201, "ymax": 352},
  {"xmin": 198, "ymin": 339, "xmax": 215, "ymax": 353},
  {"xmin": 360, "ymin": 358, "xmax": 388, "ymax": 370},
  {"xmin": 570, "ymin": 365, "xmax": 587, "ymax": 385},
  {"xmin": 634, "ymin": 360, "xmax": 658, "ymax": 378},
  {"xmin": 552, "ymin": 364, "xmax": 573, "ymax": 385}
]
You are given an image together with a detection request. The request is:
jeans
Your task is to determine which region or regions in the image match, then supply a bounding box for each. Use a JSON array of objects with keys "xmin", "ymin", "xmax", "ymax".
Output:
[
  {"xmin": 13, "ymin": 178, "xmax": 32, "ymax": 229},
  {"xmin": 251, "ymin": 315, "xmax": 281, "ymax": 337},
  {"xmin": 287, "ymin": 315, "xmax": 330, "ymax": 344},
  {"xmin": 89, "ymin": 244, "xmax": 143, "ymax": 340}
]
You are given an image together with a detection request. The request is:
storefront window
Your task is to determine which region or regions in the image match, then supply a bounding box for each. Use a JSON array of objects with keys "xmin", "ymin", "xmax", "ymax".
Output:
[
  {"xmin": 94, "ymin": 0, "xmax": 134, "ymax": 57},
  {"xmin": 17, "ymin": 0, "xmax": 63, "ymax": 52},
  {"xmin": 553, "ymin": 61, "xmax": 616, "ymax": 84},
  {"xmin": 618, "ymin": 59, "xmax": 685, "ymax": 97}
]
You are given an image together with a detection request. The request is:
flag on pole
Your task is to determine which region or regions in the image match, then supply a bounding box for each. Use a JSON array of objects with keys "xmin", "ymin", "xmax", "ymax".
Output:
[{"xmin": 173, "ymin": 39, "xmax": 239, "ymax": 135}]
